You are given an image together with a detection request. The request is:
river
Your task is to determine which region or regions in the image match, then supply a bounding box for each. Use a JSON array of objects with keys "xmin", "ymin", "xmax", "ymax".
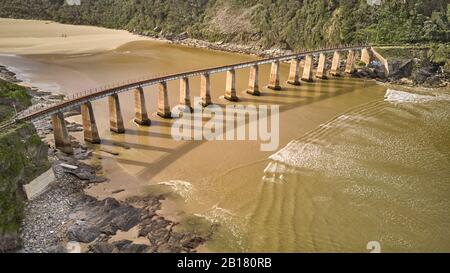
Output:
[{"xmin": 1, "ymin": 19, "xmax": 449, "ymax": 252}]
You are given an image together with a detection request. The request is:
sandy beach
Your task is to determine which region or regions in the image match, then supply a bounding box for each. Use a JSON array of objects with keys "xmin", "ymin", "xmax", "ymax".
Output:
[{"xmin": 0, "ymin": 18, "xmax": 148, "ymax": 55}]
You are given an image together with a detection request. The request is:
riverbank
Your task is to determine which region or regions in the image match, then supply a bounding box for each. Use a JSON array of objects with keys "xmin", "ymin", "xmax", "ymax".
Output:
[
  {"xmin": 0, "ymin": 73, "xmax": 49, "ymax": 252},
  {"xmin": 1, "ymin": 18, "xmax": 447, "ymax": 90},
  {"xmin": 0, "ymin": 18, "xmax": 288, "ymax": 58},
  {"xmin": 0, "ymin": 65, "xmax": 213, "ymax": 253},
  {"xmin": 0, "ymin": 18, "xmax": 147, "ymax": 55}
]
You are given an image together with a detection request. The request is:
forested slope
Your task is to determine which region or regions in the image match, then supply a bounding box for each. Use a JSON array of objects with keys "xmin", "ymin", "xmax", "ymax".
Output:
[{"xmin": 0, "ymin": 0, "xmax": 448, "ymax": 51}]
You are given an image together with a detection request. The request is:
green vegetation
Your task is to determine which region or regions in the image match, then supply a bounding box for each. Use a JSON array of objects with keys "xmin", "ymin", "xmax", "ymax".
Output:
[
  {"xmin": 374, "ymin": 46, "xmax": 428, "ymax": 60},
  {"xmin": 374, "ymin": 43, "xmax": 450, "ymax": 73},
  {"xmin": 0, "ymin": 79, "xmax": 31, "ymax": 122},
  {"xmin": 0, "ymin": 81, "xmax": 48, "ymax": 252},
  {"xmin": 428, "ymin": 43, "xmax": 450, "ymax": 72},
  {"xmin": 0, "ymin": 0, "xmax": 448, "ymax": 51},
  {"xmin": 0, "ymin": 123, "xmax": 49, "ymax": 250}
]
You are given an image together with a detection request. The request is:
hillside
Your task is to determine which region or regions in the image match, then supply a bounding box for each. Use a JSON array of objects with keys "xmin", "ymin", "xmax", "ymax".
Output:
[
  {"xmin": 0, "ymin": 0, "xmax": 448, "ymax": 51},
  {"xmin": 0, "ymin": 80, "xmax": 49, "ymax": 252},
  {"xmin": 0, "ymin": 79, "xmax": 31, "ymax": 121}
]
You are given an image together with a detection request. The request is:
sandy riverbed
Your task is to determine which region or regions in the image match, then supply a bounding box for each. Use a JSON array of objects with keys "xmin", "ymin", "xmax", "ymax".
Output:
[{"xmin": 0, "ymin": 18, "xmax": 148, "ymax": 55}]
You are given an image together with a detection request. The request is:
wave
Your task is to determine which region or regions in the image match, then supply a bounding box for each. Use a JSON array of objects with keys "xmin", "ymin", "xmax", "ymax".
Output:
[
  {"xmin": 384, "ymin": 89, "xmax": 450, "ymax": 103},
  {"xmin": 158, "ymin": 180, "xmax": 193, "ymax": 201},
  {"xmin": 194, "ymin": 204, "xmax": 245, "ymax": 250}
]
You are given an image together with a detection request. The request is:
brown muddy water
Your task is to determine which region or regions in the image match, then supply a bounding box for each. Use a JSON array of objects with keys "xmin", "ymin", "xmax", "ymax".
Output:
[{"xmin": 1, "ymin": 40, "xmax": 449, "ymax": 253}]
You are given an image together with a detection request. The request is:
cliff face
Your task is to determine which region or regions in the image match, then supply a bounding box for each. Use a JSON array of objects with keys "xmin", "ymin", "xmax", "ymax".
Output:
[
  {"xmin": 0, "ymin": 123, "xmax": 49, "ymax": 252},
  {"xmin": 0, "ymin": 121, "xmax": 50, "ymax": 252},
  {"xmin": 0, "ymin": 0, "xmax": 448, "ymax": 50},
  {"xmin": 0, "ymin": 79, "xmax": 49, "ymax": 252}
]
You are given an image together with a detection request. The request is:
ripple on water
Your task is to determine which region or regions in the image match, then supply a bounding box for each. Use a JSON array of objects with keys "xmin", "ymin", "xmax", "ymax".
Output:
[{"xmin": 256, "ymin": 88, "xmax": 450, "ymax": 252}]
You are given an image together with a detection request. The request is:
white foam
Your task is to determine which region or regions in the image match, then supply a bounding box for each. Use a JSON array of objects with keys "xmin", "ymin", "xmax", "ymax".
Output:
[
  {"xmin": 194, "ymin": 205, "xmax": 244, "ymax": 248},
  {"xmin": 158, "ymin": 180, "xmax": 193, "ymax": 201},
  {"xmin": 384, "ymin": 89, "xmax": 450, "ymax": 103},
  {"xmin": 269, "ymin": 142, "xmax": 325, "ymax": 170}
]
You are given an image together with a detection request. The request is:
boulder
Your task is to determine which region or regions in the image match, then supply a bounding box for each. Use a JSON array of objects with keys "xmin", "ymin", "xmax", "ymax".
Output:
[
  {"xmin": 178, "ymin": 31, "xmax": 188, "ymax": 40},
  {"xmin": 23, "ymin": 168, "xmax": 56, "ymax": 200},
  {"xmin": 67, "ymin": 224, "xmax": 101, "ymax": 243}
]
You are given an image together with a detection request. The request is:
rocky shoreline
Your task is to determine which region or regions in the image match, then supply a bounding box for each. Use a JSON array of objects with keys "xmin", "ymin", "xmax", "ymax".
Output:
[
  {"xmin": 0, "ymin": 65, "xmax": 22, "ymax": 83},
  {"xmin": 352, "ymin": 59, "xmax": 449, "ymax": 88},
  {"xmin": 134, "ymin": 31, "xmax": 293, "ymax": 58},
  {"xmin": 138, "ymin": 32, "xmax": 448, "ymax": 88},
  {"xmin": 1, "ymin": 65, "xmax": 213, "ymax": 253},
  {"xmin": 21, "ymin": 158, "xmax": 214, "ymax": 253}
]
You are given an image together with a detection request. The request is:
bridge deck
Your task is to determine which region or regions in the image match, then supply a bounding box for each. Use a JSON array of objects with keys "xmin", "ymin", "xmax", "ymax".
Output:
[{"xmin": 17, "ymin": 45, "xmax": 367, "ymax": 122}]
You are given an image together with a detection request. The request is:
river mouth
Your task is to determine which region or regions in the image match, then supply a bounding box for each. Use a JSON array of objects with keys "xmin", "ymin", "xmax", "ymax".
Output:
[{"xmin": 1, "ymin": 19, "xmax": 450, "ymax": 252}]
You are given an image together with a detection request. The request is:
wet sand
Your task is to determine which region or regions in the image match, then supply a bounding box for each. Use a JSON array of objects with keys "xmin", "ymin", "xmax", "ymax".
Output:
[{"xmin": 0, "ymin": 18, "xmax": 147, "ymax": 55}]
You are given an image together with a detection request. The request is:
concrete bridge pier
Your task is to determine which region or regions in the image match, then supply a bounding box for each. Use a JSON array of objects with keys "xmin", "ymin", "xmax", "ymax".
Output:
[
  {"xmin": 247, "ymin": 64, "xmax": 260, "ymax": 96},
  {"xmin": 179, "ymin": 77, "xmax": 192, "ymax": 110},
  {"xmin": 134, "ymin": 87, "xmax": 151, "ymax": 126},
  {"xmin": 287, "ymin": 58, "xmax": 301, "ymax": 86},
  {"xmin": 330, "ymin": 51, "xmax": 341, "ymax": 76},
  {"xmin": 345, "ymin": 50, "xmax": 356, "ymax": 74},
  {"xmin": 268, "ymin": 61, "xmax": 281, "ymax": 90},
  {"xmin": 225, "ymin": 69, "xmax": 238, "ymax": 101},
  {"xmin": 361, "ymin": 48, "xmax": 373, "ymax": 65},
  {"xmin": 81, "ymin": 101, "xmax": 100, "ymax": 143},
  {"xmin": 108, "ymin": 94, "xmax": 125, "ymax": 133},
  {"xmin": 51, "ymin": 112, "xmax": 73, "ymax": 154},
  {"xmin": 301, "ymin": 55, "xmax": 314, "ymax": 82},
  {"xmin": 316, "ymin": 53, "xmax": 327, "ymax": 79},
  {"xmin": 157, "ymin": 82, "xmax": 172, "ymax": 118},
  {"xmin": 201, "ymin": 73, "xmax": 212, "ymax": 107}
]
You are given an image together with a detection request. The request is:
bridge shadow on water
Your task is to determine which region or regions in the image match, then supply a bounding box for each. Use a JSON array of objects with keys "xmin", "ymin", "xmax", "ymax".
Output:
[
  {"xmin": 123, "ymin": 127, "xmax": 173, "ymax": 139},
  {"xmin": 107, "ymin": 78, "xmax": 361, "ymax": 182},
  {"xmin": 100, "ymin": 138, "xmax": 173, "ymax": 153}
]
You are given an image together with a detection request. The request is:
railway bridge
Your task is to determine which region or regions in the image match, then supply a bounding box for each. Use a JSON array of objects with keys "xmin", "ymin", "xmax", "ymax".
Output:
[{"xmin": 14, "ymin": 45, "xmax": 380, "ymax": 154}]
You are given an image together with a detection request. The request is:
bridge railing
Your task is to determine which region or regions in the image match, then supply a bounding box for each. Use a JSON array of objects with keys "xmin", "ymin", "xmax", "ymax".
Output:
[{"xmin": 17, "ymin": 45, "xmax": 368, "ymax": 122}]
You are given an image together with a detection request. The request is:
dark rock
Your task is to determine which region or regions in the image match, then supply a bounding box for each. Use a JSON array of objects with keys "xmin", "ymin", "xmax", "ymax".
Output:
[
  {"xmin": 63, "ymin": 162, "xmax": 96, "ymax": 181},
  {"xmin": 110, "ymin": 206, "xmax": 141, "ymax": 231},
  {"xmin": 352, "ymin": 66, "xmax": 384, "ymax": 79},
  {"xmin": 112, "ymin": 142, "xmax": 131, "ymax": 149},
  {"xmin": 0, "ymin": 233, "xmax": 18, "ymax": 253},
  {"xmin": 375, "ymin": 69, "xmax": 386, "ymax": 78},
  {"xmin": 180, "ymin": 233, "xmax": 206, "ymax": 249},
  {"xmin": 48, "ymin": 94, "xmax": 66, "ymax": 100},
  {"xmin": 89, "ymin": 242, "xmax": 116, "ymax": 253},
  {"xmin": 112, "ymin": 240, "xmax": 133, "ymax": 249},
  {"xmin": 389, "ymin": 60, "xmax": 414, "ymax": 78},
  {"xmin": 67, "ymin": 224, "xmax": 101, "ymax": 243},
  {"xmin": 157, "ymin": 243, "xmax": 182, "ymax": 253},
  {"xmin": 67, "ymin": 196, "xmax": 142, "ymax": 243},
  {"xmin": 178, "ymin": 32, "xmax": 188, "ymax": 40},
  {"xmin": 99, "ymin": 225, "xmax": 117, "ymax": 236},
  {"xmin": 119, "ymin": 243, "xmax": 150, "ymax": 253},
  {"xmin": 89, "ymin": 176, "xmax": 109, "ymax": 184},
  {"xmin": 66, "ymin": 170, "xmax": 95, "ymax": 180},
  {"xmin": 88, "ymin": 240, "xmax": 151, "ymax": 253},
  {"xmin": 100, "ymin": 148, "xmax": 119, "ymax": 156},
  {"xmin": 102, "ymin": 197, "xmax": 121, "ymax": 210}
]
